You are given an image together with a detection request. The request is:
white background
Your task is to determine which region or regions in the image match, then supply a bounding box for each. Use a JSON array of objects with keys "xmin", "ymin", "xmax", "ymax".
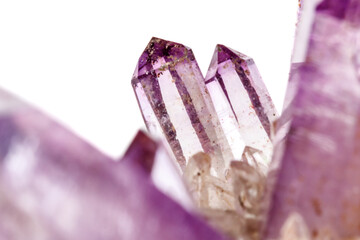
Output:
[{"xmin": 0, "ymin": 0, "xmax": 298, "ymax": 158}]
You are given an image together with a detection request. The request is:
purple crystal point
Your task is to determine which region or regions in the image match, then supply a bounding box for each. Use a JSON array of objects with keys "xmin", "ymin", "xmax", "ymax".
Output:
[
  {"xmin": 263, "ymin": 0, "xmax": 360, "ymax": 238},
  {"xmin": 132, "ymin": 37, "xmax": 244, "ymax": 176},
  {"xmin": 0, "ymin": 89, "xmax": 227, "ymax": 240},
  {"xmin": 119, "ymin": 131, "xmax": 227, "ymax": 240},
  {"xmin": 125, "ymin": 131, "xmax": 194, "ymax": 210},
  {"xmin": 205, "ymin": 45, "xmax": 278, "ymax": 165},
  {"xmin": 122, "ymin": 130, "xmax": 157, "ymax": 174}
]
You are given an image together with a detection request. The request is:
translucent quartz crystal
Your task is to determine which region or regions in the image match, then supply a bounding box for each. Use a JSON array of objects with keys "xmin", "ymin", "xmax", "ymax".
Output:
[
  {"xmin": 184, "ymin": 152, "xmax": 235, "ymax": 210},
  {"xmin": 205, "ymin": 45, "xmax": 278, "ymax": 165},
  {"xmin": 132, "ymin": 37, "xmax": 245, "ymax": 176},
  {"xmin": 240, "ymin": 146, "xmax": 268, "ymax": 174},
  {"xmin": 231, "ymin": 157, "xmax": 265, "ymax": 218},
  {"xmin": 230, "ymin": 153, "xmax": 266, "ymax": 240},
  {"xmin": 184, "ymin": 150, "xmax": 266, "ymax": 240},
  {"xmin": 264, "ymin": 0, "xmax": 360, "ymax": 239},
  {"xmin": 0, "ymin": 89, "xmax": 227, "ymax": 240}
]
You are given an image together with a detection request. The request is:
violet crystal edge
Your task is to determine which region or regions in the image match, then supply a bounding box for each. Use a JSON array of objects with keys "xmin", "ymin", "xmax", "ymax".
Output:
[{"xmin": 0, "ymin": 88, "xmax": 228, "ymax": 240}]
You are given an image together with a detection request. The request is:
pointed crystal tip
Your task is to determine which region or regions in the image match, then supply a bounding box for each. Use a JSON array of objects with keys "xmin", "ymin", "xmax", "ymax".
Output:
[
  {"xmin": 122, "ymin": 130, "xmax": 157, "ymax": 174},
  {"xmin": 215, "ymin": 44, "xmax": 250, "ymax": 65},
  {"xmin": 137, "ymin": 37, "xmax": 193, "ymax": 71},
  {"xmin": 206, "ymin": 44, "xmax": 251, "ymax": 81},
  {"xmin": 132, "ymin": 37, "xmax": 195, "ymax": 86}
]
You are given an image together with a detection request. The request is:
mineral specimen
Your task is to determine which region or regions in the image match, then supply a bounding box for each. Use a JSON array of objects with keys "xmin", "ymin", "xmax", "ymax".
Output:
[
  {"xmin": 263, "ymin": 0, "xmax": 360, "ymax": 239},
  {"xmin": 132, "ymin": 37, "xmax": 245, "ymax": 176},
  {"xmin": 132, "ymin": 37, "xmax": 279, "ymax": 239},
  {"xmin": 0, "ymin": 89, "xmax": 227, "ymax": 240},
  {"xmin": 7, "ymin": 0, "xmax": 357, "ymax": 239},
  {"xmin": 205, "ymin": 45, "xmax": 278, "ymax": 165}
]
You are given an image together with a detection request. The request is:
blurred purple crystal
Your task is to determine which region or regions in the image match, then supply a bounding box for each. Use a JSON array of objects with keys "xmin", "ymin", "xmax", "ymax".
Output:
[
  {"xmin": 205, "ymin": 45, "xmax": 278, "ymax": 165},
  {"xmin": 264, "ymin": 0, "xmax": 360, "ymax": 239},
  {"xmin": 0, "ymin": 89, "xmax": 227, "ymax": 240}
]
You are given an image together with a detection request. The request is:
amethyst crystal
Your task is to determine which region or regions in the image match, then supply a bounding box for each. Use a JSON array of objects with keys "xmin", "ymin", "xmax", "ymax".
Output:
[
  {"xmin": 205, "ymin": 45, "xmax": 278, "ymax": 165},
  {"xmin": 0, "ymin": 89, "xmax": 227, "ymax": 240},
  {"xmin": 264, "ymin": 0, "xmax": 360, "ymax": 239},
  {"xmin": 132, "ymin": 37, "xmax": 245, "ymax": 176},
  {"xmin": 132, "ymin": 38, "xmax": 278, "ymax": 239}
]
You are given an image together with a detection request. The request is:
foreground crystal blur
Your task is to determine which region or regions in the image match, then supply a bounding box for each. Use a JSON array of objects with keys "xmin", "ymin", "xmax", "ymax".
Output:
[
  {"xmin": 0, "ymin": 89, "xmax": 227, "ymax": 240},
  {"xmin": 264, "ymin": 0, "xmax": 360, "ymax": 239}
]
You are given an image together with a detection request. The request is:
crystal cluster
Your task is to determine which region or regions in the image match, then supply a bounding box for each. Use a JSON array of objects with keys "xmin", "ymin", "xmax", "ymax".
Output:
[
  {"xmin": 132, "ymin": 37, "xmax": 277, "ymax": 239},
  {"xmin": 131, "ymin": 37, "xmax": 276, "ymax": 178},
  {"xmin": 132, "ymin": 38, "xmax": 237, "ymax": 176},
  {"xmin": 1, "ymin": 0, "xmax": 359, "ymax": 239},
  {"xmin": 131, "ymin": 0, "xmax": 360, "ymax": 238}
]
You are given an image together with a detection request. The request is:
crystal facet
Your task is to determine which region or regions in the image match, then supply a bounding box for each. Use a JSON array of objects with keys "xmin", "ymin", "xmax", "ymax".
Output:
[
  {"xmin": 264, "ymin": 1, "xmax": 360, "ymax": 239},
  {"xmin": 132, "ymin": 37, "xmax": 245, "ymax": 176},
  {"xmin": 205, "ymin": 45, "xmax": 278, "ymax": 165},
  {"xmin": 0, "ymin": 89, "xmax": 227, "ymax": 240}
]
